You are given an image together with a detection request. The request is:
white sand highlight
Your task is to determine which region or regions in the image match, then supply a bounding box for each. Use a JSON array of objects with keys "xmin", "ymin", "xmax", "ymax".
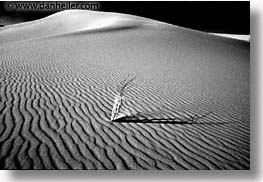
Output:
[{"xmin": 210, "ymin": 33, "xmax": 250, "ymax": 42}]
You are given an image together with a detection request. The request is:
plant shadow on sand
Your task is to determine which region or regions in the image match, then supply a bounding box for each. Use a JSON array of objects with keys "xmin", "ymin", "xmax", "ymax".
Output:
[{"xmin": 112, "ymin": 111, "xmax": 233, "ymax": 125}]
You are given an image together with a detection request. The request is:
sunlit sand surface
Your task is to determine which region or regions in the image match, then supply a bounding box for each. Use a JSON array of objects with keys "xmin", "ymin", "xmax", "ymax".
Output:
[{"xmin": 0, "ymin": 10, "xmax": 249, "ymax": 169}]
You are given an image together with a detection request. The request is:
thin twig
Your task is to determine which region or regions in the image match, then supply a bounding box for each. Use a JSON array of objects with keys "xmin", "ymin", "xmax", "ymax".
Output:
[{"xmin": 110, "ymin": 75, "xmax": 136, "ymax": 121}]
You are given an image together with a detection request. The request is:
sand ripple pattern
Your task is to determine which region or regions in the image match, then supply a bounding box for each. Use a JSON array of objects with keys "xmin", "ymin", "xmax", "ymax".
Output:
[{"xmin": 0, "ymin": 28, "xmax": 249, "ymax": 169}]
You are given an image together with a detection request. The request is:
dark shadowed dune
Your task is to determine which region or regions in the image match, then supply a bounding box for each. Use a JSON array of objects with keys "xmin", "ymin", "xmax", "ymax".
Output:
[{"xmin": 0, "ymin": 10, "xmax": 249, "ymax": 169}]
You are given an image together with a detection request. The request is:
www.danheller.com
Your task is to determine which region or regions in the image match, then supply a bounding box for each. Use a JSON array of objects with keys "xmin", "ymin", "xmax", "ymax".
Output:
[{"xmin": 5, "ymin": 1, "xmax": 100, "ymax": 11}]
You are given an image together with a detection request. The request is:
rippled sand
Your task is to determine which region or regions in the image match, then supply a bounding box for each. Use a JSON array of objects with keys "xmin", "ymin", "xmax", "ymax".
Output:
[{"xmin": 0, "ymin": 10, "xmax": 249, "ymax": 169}]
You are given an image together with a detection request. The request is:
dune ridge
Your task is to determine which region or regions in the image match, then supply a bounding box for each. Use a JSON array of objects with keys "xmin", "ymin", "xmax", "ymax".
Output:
[
  {"xmin": 0, "ymin": 10, "xmax": 172, "ymax": 44},
  {"xmin": 0, "ymin": 10, "xmax": 249, "ymax": 169},
  {"xmin": 0, "ymin": 10, "xmax": 248, "ymax": 44}
]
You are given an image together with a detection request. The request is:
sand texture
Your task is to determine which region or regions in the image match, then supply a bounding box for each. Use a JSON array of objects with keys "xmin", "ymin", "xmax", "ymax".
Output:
[{"xmin": 0, "ymin": 10, "xmax": 249, "ymax": 169}]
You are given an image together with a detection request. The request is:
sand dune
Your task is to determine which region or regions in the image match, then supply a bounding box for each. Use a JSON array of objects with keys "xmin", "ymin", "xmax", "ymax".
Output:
[
  {"xmin": 210, "ymin": 33, "xmax": 250, "ymax": 42},
  {"xmin": 0, "ymin": 10, "xmax": 169, "ymax": 44},
  {"xmin": 0, "ymin": 10, "xmax": 249, "ymax": 169}
]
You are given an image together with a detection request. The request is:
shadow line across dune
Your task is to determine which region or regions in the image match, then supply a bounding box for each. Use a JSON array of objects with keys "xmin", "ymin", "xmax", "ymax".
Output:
[
  {"xmin": 113, "ymin": 111, "xmax": 233, "ymax": 125},
  {"xmin": 54, "ymin": 24, "xmax": 144, "ymax": 39}
]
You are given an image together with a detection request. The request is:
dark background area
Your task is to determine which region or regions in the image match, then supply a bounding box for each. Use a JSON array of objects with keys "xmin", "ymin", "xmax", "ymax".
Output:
[{"xmin": 0, "ymin": 1, "xmax": 250, "ymax": 34}]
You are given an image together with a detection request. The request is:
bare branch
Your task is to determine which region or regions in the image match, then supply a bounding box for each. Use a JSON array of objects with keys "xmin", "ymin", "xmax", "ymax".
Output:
[{"xmin": 111, "ymin": 75, "xmax": 136, "ymax": 121}]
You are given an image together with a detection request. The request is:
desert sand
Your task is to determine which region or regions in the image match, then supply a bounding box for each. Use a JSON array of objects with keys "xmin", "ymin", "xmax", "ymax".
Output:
[
  {"xmin": 0, "ymin": 10, "xmax": 249, "ymax": 169},
  {"xmin": 210, "ymin": 33, "xmax": 250, "ymax": 42}
]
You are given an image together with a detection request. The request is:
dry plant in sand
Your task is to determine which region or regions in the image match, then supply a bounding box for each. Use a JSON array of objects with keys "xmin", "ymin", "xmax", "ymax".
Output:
[{"xmin": 110, "ymin": 75, "xmax": 136, "ymax": 121}]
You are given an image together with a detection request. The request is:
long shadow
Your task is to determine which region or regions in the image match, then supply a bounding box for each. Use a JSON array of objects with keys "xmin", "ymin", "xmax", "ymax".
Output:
[{"xmin": 113, "ymin": 111, "xmax": 233, "ymax": 125}]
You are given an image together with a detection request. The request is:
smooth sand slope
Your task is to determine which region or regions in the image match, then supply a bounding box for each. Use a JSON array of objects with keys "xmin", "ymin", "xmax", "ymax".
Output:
[
  {"xmin": 0, "ymin": 10, "xmax": 249, "ymax": 169},
  {"xmin": 210, "ymin": 33, "xmax": 250, "ymax": 42}
]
